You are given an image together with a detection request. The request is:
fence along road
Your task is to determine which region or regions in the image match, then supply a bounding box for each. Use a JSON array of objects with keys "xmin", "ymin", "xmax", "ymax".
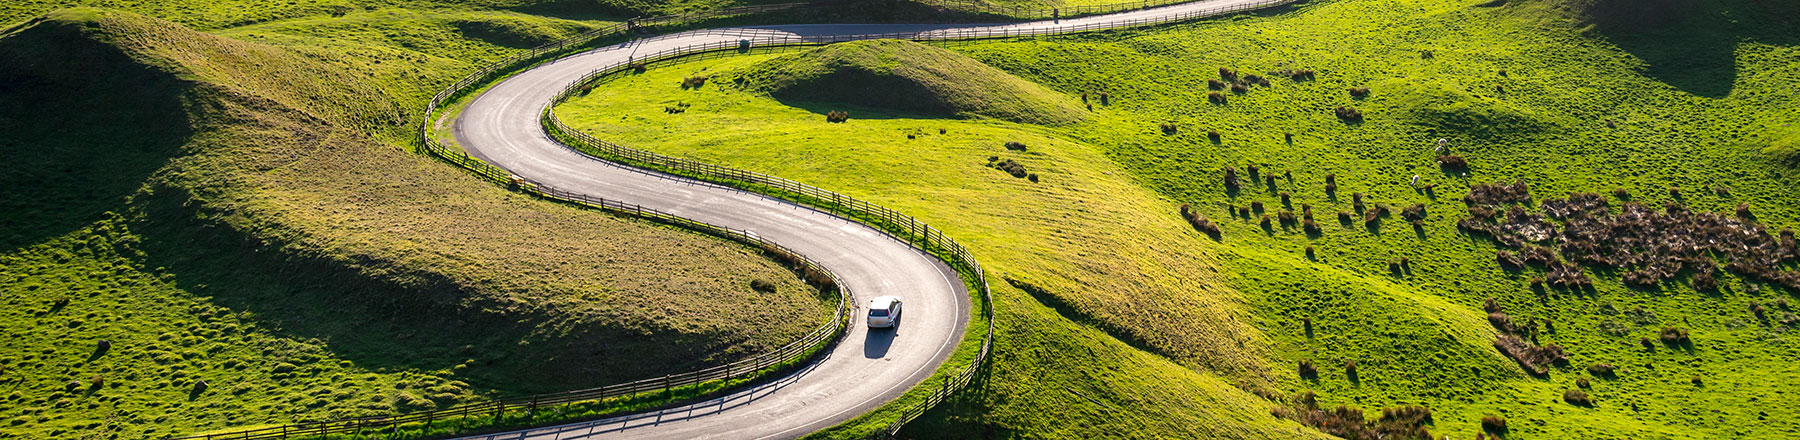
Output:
[{"xmin": 453, "ymin": 0, "xmax": 1291, "ymax": 438}]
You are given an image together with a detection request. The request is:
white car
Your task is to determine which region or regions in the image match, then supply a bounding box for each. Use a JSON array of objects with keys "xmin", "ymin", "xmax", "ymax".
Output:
[{"xmin": 867, "ymin": 296, "xmax": 903, "ymax": 328}]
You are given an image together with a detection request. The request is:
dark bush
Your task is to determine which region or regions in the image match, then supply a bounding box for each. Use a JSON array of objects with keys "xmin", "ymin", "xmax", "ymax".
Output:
[
  {"xmin": 1180, "ymin": 204, "xmax": 1223, "ymax": 239},
  {"xmin": 1345, "ymin": 360, "xmax": 1359, "ymax": 382},
  {"xmin": 1231, "ymin": 83, "xmax": 1249, "ymax": 93},
  {"xmin": 1251, "ymin": 201, "xmax": 1265, "ymax": 213},
  {"xmin": 992, "ymin": 158, "xmax": 1029, "ymax": 178},
  {"xmin": 1588, "ymin": 363, "xmax": 1616, "ymax": 377},
  {"xmin": 1691, "ymin": 375, "xmax": 1704, "ymax": 386},
  {"xmin": 1208, "ymin": 79, "xmax": 1225, "ymax": 90},
  {"xmin": 1305, "ymin": 246, "xmax": 1317, "ymax": 260},
  {"xmin": 1480, "ymin": 415, "xmax": 1507, "ymax": 434},
  {"xmin": 1261, "ymin": 214, "xmax": 1273, "ymax": 231},
  {"xmin": 1219, "ymin": 67, "xmax": 1239, "ymax": 82},
  {"xmin": 1693, "ymin": 269, "xmax": 1717, "ymax": 292},
  {"xmin": 750, "ymin": 279, "xmax": 777, "ymax": 293},
  {"xmin": 1659, "ymin": 327, "xmax": 1690, "ymax": 346},
  {"xmin": 1349, "ymin": 87, "xmax": 1371, "ymax": 97},
  {"xmin": 1004, "ymin": 141, "xmax": 1028, "ymax": 151},
  {"xmin": 1246, "ymin": 164, "xmax": 1261, "ymax": 181},
  {"xmin": 1669, "ymin": 186, "xmax": 1681, "ymax": 199},
  {"xmin": 1640, "ymin": 337, "xmax": 1656, "ymax": 350},
  {"xmin": 1280, "ymin": 192, "xmax": 1293, "ymax": 206},
  {"xmin": 1496, "ymin": 251, "xmax": 1522, "ymax": 269},
  {"xmin": 1495, "ymin": 335, "xmax": 1566, "ymax": 377},
  {"xmin": 1576, "ymin": 377, "xmax": 1591, "ymax": 389},
  {"xmin": 1437, "ymin": 155, "xmax": 1469, "ymax": 172},
  {"xmin": 1028, "ymin": 173, "xmax": 1039, "ymax": 183},
  {"xmin": 1402, "ymin": 204, "xmax": 1427, "ymax": 221},
  {"xmin": 1563, "ymin": 389, "xmax": 1592, "ymax": 406},
  {"xmin": 1208, "ymin": 130, "xmax": 1222, "ymax": 142},
  {"xmin": 1336, "ymin": 106, "xmax": 1363, "ymax": 122},
  {"xmin": 1736, "ymin": 203, "xmax": 1752, "ymax": 219},
  {"xmin": 1161, "ymin": 122, "xmax": 1178, "ymax": 134},
  {"xmin": 680, "ymin": 76, "xmax": 708, "ymax": 88},
  {"xmin": 1098, "ymin": 92, "xmax": 1110, "ymax": 105},
  {"xmin": 1285, "ymin": 68, "xmax": 1316, "ymax": 80},
  {"xmin": 1224, "ymin": 167, "xmax": 1241, "ymax": 192},
  {"xmin": 1612, "ymin": 188, "xmax": 1630, "ymax": 199},
  {"xmin": 826, "ymin": 110, "xmax": 850, "ymax": 123},
  {"xmin": 1278, "ymin": 210, "xmax": 1298, "ymax": 227},
  {"xmin": 1338, "ymin": 211, "xmax": 1353, "ymax": 224},
  {"xmin": 1208, "ymin": 92, "xmax": 1228, "ymax": 104},
  {"xmin": 1299, "ymin": 360, "xmax": 1318, "ymax": 379}
]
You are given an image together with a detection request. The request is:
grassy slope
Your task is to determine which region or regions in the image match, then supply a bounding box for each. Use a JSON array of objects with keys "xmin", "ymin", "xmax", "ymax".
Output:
[
  {"xmin": 0, "ymin": 7, "xmax": 829, "ymax": 438},
  {"xmin": 558, "ymin": 0, "xmax": 1800, "ymax": 437},
  {"xmin": 560, "ymin": 47, "xmax": 1321, "ymax": 439},
  {"xmin": 735, "ymin": 39, "xmax": 1087, "ymax": 125}
]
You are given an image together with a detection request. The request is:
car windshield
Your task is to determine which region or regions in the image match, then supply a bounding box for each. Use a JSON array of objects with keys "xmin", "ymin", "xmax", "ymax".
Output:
[{"xmin": 869, "ymin": 309, "xmax": 889, "ymax": 317}]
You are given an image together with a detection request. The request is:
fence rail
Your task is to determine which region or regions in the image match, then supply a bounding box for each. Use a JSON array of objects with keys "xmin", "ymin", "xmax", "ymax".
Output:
[{"xmin": 169, "ymin": 0, "xmax": 1299, "ymax": 437}]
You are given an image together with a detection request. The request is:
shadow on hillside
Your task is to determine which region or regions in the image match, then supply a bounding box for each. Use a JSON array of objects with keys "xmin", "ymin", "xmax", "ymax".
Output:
[
  {"xmin": 124, "ymin": 187, "xmax": 707, "ymax": 395},
  {"xmin": 1580, "ymin": 0, "xmax": 1800, "ymax": 98},
  {"xmin": 0, "ymin": 25, "xmax": 190, "ymax": 253}
]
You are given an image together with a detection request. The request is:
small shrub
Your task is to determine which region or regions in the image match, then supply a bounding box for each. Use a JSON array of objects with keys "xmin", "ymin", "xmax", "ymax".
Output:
[
  {"xmin": 825, "ymin": 110, "xmax": 850, "ymax": 123},
  {"xmin": 1028, "ymin": 173, "xmax": 1039, "ymax": 183},
  {"xmin": 1480, "ymin": 415, "xmax": 1507, "ymax": 434},
  {"xmin": 1736, "ymin": 203, "xmax": 1752, "ymax": 219},
  {"xmin": 1208, "ymin": 130, "xmax": 1222, "ymax": 142},
  {"xmin": 1208, "ymin": 79, "xmax": 1225, "ymax": 90},
  {"xmin": 1576, "ymin": 377, "xmax": 1591, "ymax": 389},
  {"xmin": 1208, "ymin": 92, "xmax": 1228, "ymax": 104},
  {"xmin": 1251, "ymin": 201, "xmax": 1265, "ymax": 213},
  {"xmin": 1420, "ymin": 50, "xmax": 1434, "ymax": 59},
  {"xmin": 1280, "ymin": 192, "xmax": 1293, "ymax": 206},
  {"xmin": 1161, "ymin": 123, "xmax": 1178, "ymax": 134},
  {"xmin": 1305, "ymin": 246, "xmax": 1317, "ymax": 260},
  {"xmin": 1298, "ymin": 360, "xmax": 1318, "ymax": 379},
  {"xmin": 1219, "ymin": 67, "xmax": 1239, "ymax": 82},
  {"xmin": 679, "ymin": 76, "xmax": 708, "ymax": 88},
  {"xmin": 1335, "ymin": 106, "xmax": 1363, "ymax": 122},
  {"xmin": 1349, "ymin": 87, "xmax": 1371, "ymax": 98},
  {"xmin": 750, "ymin": 279, "xmax": 777, "ymax": 293},
  {"xmin": 1278, "ymin": 210, "xmax": 1298, "ymax": 227},
  {"xmin": 1180, "ymin": 204, "xmax": 1223, "ymax": 239},
  {"xmin": 1344, "ymin": 360, "xmax": 1359, "ymax": 382},
  {"xmin": 1563, "ymin": 389, "xmax": 1592, "ymax": 406},
  {"xmin": 1004, "ymin": 141, "xmax": 1028, "ymax": 151},
  {"xmin": 1437, "ymin": 155, "xmax": 1469, "ymax": 172},
  {"xmin": 1247, "ymin": 164, "xmax": 1261, "ymax": 180},
  {"xmin": 1338, "ymin": 211, "xmax": 1353, "ymax": 224},
  {"xmin": 88, "ymin": 375, "xmax": 104, "ymax": 389},
  {"xmin": 1401, "ymin": 204, "xmax": 1427, "ymax": 221},
  {"xmin": 1691, "ymin": 375, "xmax": 1704, "ymax": 386},
  {"xmin": 1261, "ymin": 214, "xmax": 1273, "ymax": 231},
  {"xmin": 1659, "ymin": 327, "xmax": 1690, "ymax": 346},
  {"xmin": 1588, "ymin": 363, "xmax": 1616, "ymax": 377},
  {"xmin": 1285, "ymin": 68, "xmax": 1316, "ymax": 80},
  {"xmin": 992, "ymin": 159, "xmax": 1029, "ymax": 178},
  {"xmin": 1098, "ymin": 92, "xmax": 1110, "ymax": 105},
  {"xmin": 1224, "ymin": 167, "xmax": 1241, "ymax": 192},
  {"xmin": 1612, "ymin": 188, "xmax": 1630, "ymax": 199},
  {"xmin": 1324, "ymin": 174, "xmax": 1337, "ymax": 195},
  {"xmin": 1304, "ymin": 219, "xmax": 1321, "ymax": 236},
  {"xmin": 1496, "ymin": 251, "xmax": 1522, "ymax": 268},
  {"xmin": 1640, "ymin": 337, "xmax": 1656, "ymax": 350},
  {"xmin": 1230, "ymin": 83, "xmax": 1249, "ymax": 93}
]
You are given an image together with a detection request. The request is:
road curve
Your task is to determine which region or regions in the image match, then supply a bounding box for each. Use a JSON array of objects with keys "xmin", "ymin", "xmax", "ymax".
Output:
[{"xmin": 452, "ymin": 0, "xmax": 1281, "ymax": 438}]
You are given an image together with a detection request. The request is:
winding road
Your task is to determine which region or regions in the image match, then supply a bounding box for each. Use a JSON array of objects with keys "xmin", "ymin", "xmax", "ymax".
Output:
[{"xmin": 450, "ymin": 0, "xmax": 1284, "ymax": 438}]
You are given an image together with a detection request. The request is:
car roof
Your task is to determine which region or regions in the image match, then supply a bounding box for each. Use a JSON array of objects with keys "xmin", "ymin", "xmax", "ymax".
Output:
[{"xmin": 868, "ymin": 296, "xmax": 900, "ymax": 309}]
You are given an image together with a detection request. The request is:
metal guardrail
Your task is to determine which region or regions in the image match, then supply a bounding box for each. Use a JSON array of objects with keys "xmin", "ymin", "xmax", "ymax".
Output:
[{"xmin": 540, "ymin": 0, "xmax": 1294, "ymax": 436}]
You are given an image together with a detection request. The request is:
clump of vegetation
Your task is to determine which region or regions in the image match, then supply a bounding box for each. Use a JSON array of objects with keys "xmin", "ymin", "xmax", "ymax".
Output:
[
  {"xmin": 1299, "ymin": 359, "xmax": 1319, "ymax": 379},
  {"xmin": 1481, "ymin": 415, "xmax": 1507, "ymax": 434},
  {"xmin": 1335, "ymin": 106, "xmax": 1363, "ymax": 122},
  {"xmin": 1004, "ymin": 141, "xmax": 1028, "ymax": 151},
  {"xmin": 1349, "ymin": 87, "xmax": 1371, "ymax": 98},
  {"xmin": 1161, "ymin": 122, "xmax": 1179, "ymax": 134},
  {"xmin": 679, "ymin": 76, "xmax": 708, "ymax": 89},
  {"xmin": 989, "ymin": 157, "xmax": 1030, "ymax": 179},
  {"xmin": 663, "ymin": 102, "xmax": 690, "ymax": 114},
  {"xmin": 1659, "ymin": 327, "xmax": 1691, "ymax": 346},
  {"xmin": 1563, "ymin": 389, "xmax": 1592, "ymax": 407},
  {"xmin": 750, "ymin": 278, "xmax": 777, "ymax": 293},
  {"xmin": 1437, "ymin": 155, "xmax": 1468, "ymax": 172},
  {"xmin": 1208, "ymin": 130, "xmax": 1222, "ymax": 142},
  {"xmin": 1494, "ymin": 335, "xmax": 1567, "ymax": 377},
  {"xmin": 1272, "ymin": 395, "xmax": 1436, "ymax": 440},
  {"xmin": 1208, "ymin": 92, "xmax": 1228, "ymax": 104},
  {"xmin": 1587, "ymin": 363, "xmax": 1617, "ymax": 378},
  {"xmin": 1223, "ymin": 167, "xmax": 1241, "ymax": 192},
  {"xmin": 1180, "ymin": 204, "xmax": 1223, "ymax": 239}
]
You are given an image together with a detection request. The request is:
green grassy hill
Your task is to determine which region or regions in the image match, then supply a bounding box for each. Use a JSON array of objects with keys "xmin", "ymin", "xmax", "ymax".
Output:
[
  {"xmin": 733, "ymin": 39, "xmax": 1087, "ymax": 125},
  {"xmin": 0, "ymin": 8, "xmax": 829, "ymax": 438},
  {"xmin": 557, "ymin": 0, "xmax": 1800, "ymax": 438}
]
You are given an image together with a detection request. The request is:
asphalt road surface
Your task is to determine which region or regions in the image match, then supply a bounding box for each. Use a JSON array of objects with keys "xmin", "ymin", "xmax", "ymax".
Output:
[{"xmin": 452, "ymin": 0, "xmax": 1278, "ymax": 438}]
